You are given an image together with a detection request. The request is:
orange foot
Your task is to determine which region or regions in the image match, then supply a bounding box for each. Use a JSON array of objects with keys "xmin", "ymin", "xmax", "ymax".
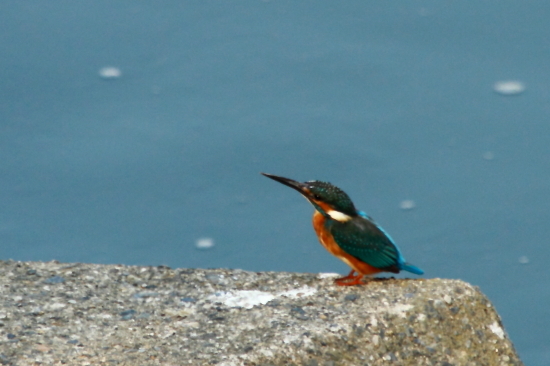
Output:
[
  {"xmin": 334, "ymin": 272, "xmax": 365, "ymax": 286},
  {"xmin": 335, "ymin": 270, "xmax": 356, "ymax": 282}
]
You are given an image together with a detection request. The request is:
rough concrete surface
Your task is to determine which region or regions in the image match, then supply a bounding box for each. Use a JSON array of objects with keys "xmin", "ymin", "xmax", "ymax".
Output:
[{"xmin": 0, "ymin": 260, "xmax": 522, "ymax": 366}]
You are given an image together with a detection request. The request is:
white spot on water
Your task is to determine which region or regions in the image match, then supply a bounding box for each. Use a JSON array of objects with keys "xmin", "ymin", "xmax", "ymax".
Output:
[
  {"xmin": 493, "ymin": 80, "xmax": 525, "ymax": 96},
  {"xmin": 399, "ymin": 200, "xmax": 416, "ymax": 210},
  {"xmin": 98, "ymin": 66, "xmax": 122, "ymax": 79},
  {"xmin": 195, "ymin": 237, "xmax": 214, "ymax": 250},
  {"xmin": 518, "ymin": 255, "xmax": 529, "ymax": 264},
  {"xmin": 483, "ymin": 151, "xmax": 495, "ymax": 160},
  {"xmin": 489, "ymin": 322, "xmax": 505, "ymax": 339}
]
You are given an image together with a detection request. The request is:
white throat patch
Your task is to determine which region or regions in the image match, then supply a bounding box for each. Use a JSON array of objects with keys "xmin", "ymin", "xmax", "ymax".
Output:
[{"xmin": 326, "ymin": 210, "xmax": 352, "ymax": 222}]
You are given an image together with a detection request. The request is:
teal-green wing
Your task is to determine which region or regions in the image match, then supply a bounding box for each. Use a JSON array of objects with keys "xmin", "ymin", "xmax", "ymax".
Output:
[{"xmin": 327, "ymin": 216, "xmax": 401, "ymax": 271}]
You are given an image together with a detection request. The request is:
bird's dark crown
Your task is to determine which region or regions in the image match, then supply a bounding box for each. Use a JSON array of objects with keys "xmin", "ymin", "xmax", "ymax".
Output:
[{"xmin": 305, "ymin": 181, "xmax": 357, "ymax": 216}]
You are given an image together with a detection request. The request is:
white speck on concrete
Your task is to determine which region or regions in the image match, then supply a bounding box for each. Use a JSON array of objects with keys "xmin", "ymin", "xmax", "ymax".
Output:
[
  {"xmin": 318, "ymin": 273, "xmax": 340, "ymax": 279},
  {"xmin": 417, "ymin": 313, "xmax": 427, "ymax": 322},
  {"xmin": 175, "ymin": 321, "xmax": 199, "ymax": 329},
  {"xmin": 195, "ymin": 237, "xmax": 215, "ymax": 250},
  {"xmin": 257, "ymin": 348, "xmax": 274, "ymax": 358},
  {"xmin": 493, "ymin": 80, "xmax": 525, "ymax": 96},
  {"xmin": 209, "ymin": 290, "xmax": 274, "ymax": 309},
  {"xmin": 279, "ymin": 286, "xmax": 317, "ymax": 298},
  {"xmin": 48, "ymin": 303, "xmax": 66, "ymax": 310},
  {"xmin": 208, "ymin": 286, "xmax": 317, "ymax": 309},
  {"xmin": 218, "ymin": 362, "xmax": 240, "ymax": 366},
  {"xmin": 489, "ymin": 322, "xmax": 505, "ymax": 339},
  {"xmin": 443, "ymin": 295, "xmax": 452, "ymax": 304},
  {"xmin": 370, "ymin": 315, "xmax": 378, "ymax": 327},
  {"xmin": 382, "ymin": 303, "xmax": 413, "ymax": 317}
]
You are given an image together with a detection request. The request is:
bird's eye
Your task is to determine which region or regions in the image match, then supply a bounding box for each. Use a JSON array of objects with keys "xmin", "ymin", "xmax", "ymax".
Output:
[{"xmin": 313, "ymin": 194, "xmax": 321, "ymax": 200}]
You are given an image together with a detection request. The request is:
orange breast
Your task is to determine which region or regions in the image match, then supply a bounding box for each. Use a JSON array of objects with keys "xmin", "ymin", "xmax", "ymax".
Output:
[{"xmin": 312, "ymin": 211, "xmax": 383, "ymax": 276}]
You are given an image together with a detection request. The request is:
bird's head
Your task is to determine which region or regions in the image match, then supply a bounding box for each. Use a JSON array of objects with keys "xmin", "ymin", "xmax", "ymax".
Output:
[{"xmin": 261, "ymin": 173, "xmax": 357, "ymax": 222}]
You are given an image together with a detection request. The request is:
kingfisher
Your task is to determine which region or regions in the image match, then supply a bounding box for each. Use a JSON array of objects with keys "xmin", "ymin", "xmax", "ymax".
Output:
[{"xmin": 262, "ymin": 173, "xmax": 424, "ymax": 286}]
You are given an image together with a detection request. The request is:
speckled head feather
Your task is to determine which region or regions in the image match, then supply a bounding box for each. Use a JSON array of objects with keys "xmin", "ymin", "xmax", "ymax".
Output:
[{"xmin": 305, "ymin": 181, "xmax": 357, "ymax": 217}]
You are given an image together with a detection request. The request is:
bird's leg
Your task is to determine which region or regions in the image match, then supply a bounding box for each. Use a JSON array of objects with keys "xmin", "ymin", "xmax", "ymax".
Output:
[
  {"xmin": 334, "ymin": 270, "xmax": 356, "ymax": 283},
  {"xmin": 334, "ymin": 270, "xmax": 366, "ymax": 286},
  {"xmin": 335, "ymin": 273, "xmax": 365, "ymax": 286}
]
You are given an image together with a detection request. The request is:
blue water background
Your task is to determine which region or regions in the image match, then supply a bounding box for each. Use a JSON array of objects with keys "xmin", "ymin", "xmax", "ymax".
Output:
[{"xmin": 1, "ymin": 1, "xmax": 549, "ymax": 364}]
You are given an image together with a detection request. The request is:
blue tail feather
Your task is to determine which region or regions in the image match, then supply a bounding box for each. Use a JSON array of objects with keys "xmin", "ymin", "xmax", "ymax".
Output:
[
  {"xmin": 358, "ymin": 210, "xmax": 424, "ymax": 276},
  {"xmin": 401, "ymin": 263, "xmax": 424, "ymax": 275}
]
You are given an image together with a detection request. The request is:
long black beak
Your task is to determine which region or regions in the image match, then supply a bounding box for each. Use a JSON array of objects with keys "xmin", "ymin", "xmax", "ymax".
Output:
[{"xmin": 261, "ymin": 173, "xmax": 309, "ymax": 195}]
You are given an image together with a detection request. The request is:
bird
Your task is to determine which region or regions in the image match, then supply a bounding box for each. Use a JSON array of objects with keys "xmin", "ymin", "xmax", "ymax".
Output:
[{"xmin": 261, "ymin": 173, "xmax": 424, "ymax": 286}]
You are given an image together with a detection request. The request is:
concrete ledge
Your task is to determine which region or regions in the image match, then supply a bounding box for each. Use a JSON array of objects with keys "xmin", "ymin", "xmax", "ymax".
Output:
[{"xmin": 0, "ymin": 261, "xmax": 522, "ymax": 365}]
